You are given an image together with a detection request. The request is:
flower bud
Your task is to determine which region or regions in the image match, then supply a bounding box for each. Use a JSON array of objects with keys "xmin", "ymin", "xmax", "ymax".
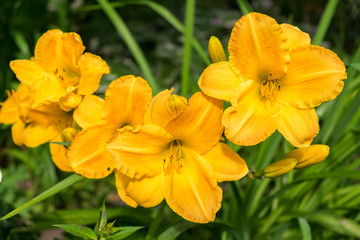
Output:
[
  {"xmin": 208, "ymin": 36, "xmax": 226, "ymax": 63},
  {"xmin": 263, "ymin": 158, "xmax": 297, "ymax": 178},
  {"xmin": 285, "ymin": 144, "xmax": 330, "ymax": 169},
  {"xmin": 61, "ymin": 127, "xmax": 79, "ymax": 143},
  {"xmin": 168, "ymin": 94, "xmax": 187, "ymax": 115},
  {"xmin": 60, "ymin": 91, "xmax": 83, "ymax": 111}
]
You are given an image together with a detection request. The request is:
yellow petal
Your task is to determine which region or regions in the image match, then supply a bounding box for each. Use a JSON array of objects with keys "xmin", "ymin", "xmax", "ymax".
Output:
[
  {"xmin": 126, "ymin": 174, "xmax": 164, "ymax": 208},
  {"xmin": 103, "ymin": 75, "xmax": 152, "ymax": 129},
  {"xmin": 280, "ymin": 23, "xmax": 310, "ymax": 48},
  {"xmin": 278, "ymin": 45, "xmax": 346, "ymax": 108},
  {"xmin": 228, "ymin": 12, "xmax": 290, "ymax": 82},
  {"xmin": 165, "ymin": 92, "xmax": 223, "ymax": 154},
  {"xmin": 262, "ymin": 158, "xmax": 297, "ymax": 178},
  {"xmin": 0, "ymin": 90, "xmax": 21, "ymax": 124},
  {"xmin": 198, "ymin": 61, "xmax": 241, "ymax": 101},
  {"xmin": 9, "ymin": 60, "xmax": 45, "ymax": 87},
  {"xmin": 223, "ymin": 81, "xmax": 277, "ymax": 146},
  {"xmin": 26, "ymin": 103, "xmax": 71, "ymax": 127},
  {"xmin": 11, "ymin": 120, "xmax": 25, "ymax": 146},
  {"xmin": 50, "ymin": 135, "xmax": 73, "ymax": 172},
  {"xmin": 162, "ymin": 147, "xmax": 222, "ymax": 223},
  {"xmin": 22, "ymin": 123, "xmax": 60, "ymax": 147},
  {"xmin": 61, "ymin": 127, "xmax": 79, "ymax": 142},
  {"xmin": 202, "ymin": 142, "xmax": 248, "ymax": 182},
  {"xmin": 285, "ymin": 144, "xmax": 330, "ymax": 169},
  {"xmin": 73, "ymin": 95, "xmax": 105, "ymax": 129},
  {"xmin": 114, "ymin": 170, "xmax": 138, "ymax": 208},
  {"xmin": 77, "ymin": 53, "xmax": 110, "ymax": 95},
  {"xmin": 106, "ymin": 125, "xmax": 172, "ymax": 178},
  {"xmin": 208, "ymin": 36, "xmax": 227, "ymax": 63},
  {"xmin": 276, "ymin": 106, "xmax": 319, "ymax": 148},
  {"xmin": 68, "ymin": 125, "xmax": 116, "ymax": 178},
  {"xmin": 144, "ymin": 89, "xmax": 187, "ymax": 127},
  {"xmin": 34, "ymin": 30, "xmax": 84, "ymax": 78}
]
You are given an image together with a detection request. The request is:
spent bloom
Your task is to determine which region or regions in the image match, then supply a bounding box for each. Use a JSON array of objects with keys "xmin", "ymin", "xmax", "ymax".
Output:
[
  {"xmin": 10, "ymin": 29, "xmax": 109, "ymax": 110},
  {"xmin": 106, "ymin": 90, "xmax": 248, "ymax": 223},
  {"xmin": 199, "ymin": 12, "xmax": 346, "ymax": 147}
]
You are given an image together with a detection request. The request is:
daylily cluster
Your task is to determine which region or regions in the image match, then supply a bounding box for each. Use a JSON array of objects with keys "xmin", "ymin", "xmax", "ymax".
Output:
[{"xmin": 0, "ymin": 12, "xmax": 346, "ymax": 223}]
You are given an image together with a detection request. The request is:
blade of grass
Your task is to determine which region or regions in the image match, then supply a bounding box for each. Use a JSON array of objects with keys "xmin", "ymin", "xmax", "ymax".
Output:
[
  {"xmin": 96, "ymin": 0, "xmax": 159, "ymax": 93},
  {"xmin": 78, "ymin": 1, "xmax": 210, "ymax": 65},
  {"xmin": 298, "ymin": 218, "xmax": 312, "ymax": 240},
  {"xmin": 1, "ymin": 174, "xmax": 84, "ymax": 220},
  {"xmin": 181, "ymin": 0, "xmax": 196, "ymax": 97},
  {"xmin": 312, "ymin": 0, "xmax": 340, "ymax": 45},
  {"xmin": 236, "ymin": 0, "xmax": 253, "ymax": 15}
]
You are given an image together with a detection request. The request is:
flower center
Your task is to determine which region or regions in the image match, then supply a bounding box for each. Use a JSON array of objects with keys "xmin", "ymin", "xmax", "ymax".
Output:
[
  {"xmin": 260, "ymin": 73, "xmax": 280, "ymax": 104},
  {"xmin": 163, "ymin": 140, "xmax": 183, "ymax": 174},
  {"xmin": 54, "ymin": 67, "xmax": 79, "ymax": 88}
]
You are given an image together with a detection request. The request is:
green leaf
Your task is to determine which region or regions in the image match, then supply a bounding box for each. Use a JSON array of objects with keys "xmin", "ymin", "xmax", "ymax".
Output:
[
  {"xmin": 308, "ymin": 214, "xmax": 360, "ymax": 238},
  {"xmin": 96, "ymin": 0, "xmax": 159, "ymax": 93},
  {"xmin": 109, "ymin": 226, "xmax": 144, "ymax": 240},
  {"xmin": 95, "ymin": 200, "xmax": 108, "ymax": 234},
  {"xmin": 54, "ymin": 224, "xmax": 97, "ymax": 240},
  {"xmin": 157, "ymin": 222, "xmax": 196, "ymax": 240},
  {"xmin": 313, "ymin": 0, "xmax": 340, "ymax": 45},
  {"xmin": 298, "ymin": 218, "xmax": 312, "ymax": 240},
  {"xmin": 1, "ymin": 174, "xmax": 84, "ymax": 220}
]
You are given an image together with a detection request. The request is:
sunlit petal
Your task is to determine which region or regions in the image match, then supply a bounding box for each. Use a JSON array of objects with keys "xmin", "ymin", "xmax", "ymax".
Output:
[
  {"xmin": 106, "ymin": 125, "xmax": 172, "ymax": 178},
  {"xmin": 103, "ymin": 75, "xmax": 152, "ymax": 129},
  {"xmin": 162, "ymin": 147, "xmax": 222, "ymax": 223},
  {"xmin": 9, "ymin": 60, "xmax": 45, "ymax": 87},
  {"xmin": 280, "ymin": 23, "xmax": 310, "ymax": 48},
  {"xmin": 223, "ymin": 81, "xmax": 278, "ymax": 146},
  {"xmin": 144, "ymin": 89, "xmax": 187, "ymax": 127},
  {"xmin": 228, "ymin": 12, "xmax": 290, "ymax": 82},
  {"xmin": 11, "ymin": 120, "xmax": 25, "ymax": 146},
  {"xmin": 198, "ymin": 61, "xmax": 241, "ymax": 101},
  {"xmin": 276, "ymin": 106, "xmax": 319, "ymax": 148},
  {"xmin": 73, "ymin": 95, "xmax": 105, "ymax": 129},
  {"xmin": 77, "ymin": 53, "xmax": 110, "ymax": 95},
  {"xmin": 202, "ymin": 142, "xmax": 248, "ymax": 182},
  {"xmin": 22, "ymin": 123, "xmax": 60, "ymax": 147},
  {"xmin": 68, "ymin": 125, "xmax": 116, "ymax": 178},
  {"xmin": 165, "ymin": 92, "xmax": 223, "ymax": 154},
  {"xmin": 278, "ymin": 45, "xmax": 346, "ymax": 108}
]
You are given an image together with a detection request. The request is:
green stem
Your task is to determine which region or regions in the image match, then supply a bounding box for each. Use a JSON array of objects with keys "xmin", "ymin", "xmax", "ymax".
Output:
[
  {"xmin": 1, "ymin": 174, "xmax": 84, "ymax": 220},
  {"xmin": 145, "ymin": 202, "xmax": 165, "ymax": 240},
  {"xmin": 230, "ymin": 182, "xmax": 250, "ymax": 240},
  {"xmin": 312, "ymin": 0, "xmax": 340, "ymax": 45},
  {"xmin": 96, "ymin": 0, "xmax": 159, "ymax": 93},
  {"xmin": 181, "ymin": 0, "xmax": 196, "ymax": 97},
  {"xmin": 236, "ymin": 0, "xmax": 253, "ymax": 15}
]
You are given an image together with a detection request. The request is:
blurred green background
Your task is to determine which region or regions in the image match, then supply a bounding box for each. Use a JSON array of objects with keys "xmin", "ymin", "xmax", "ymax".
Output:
[{"xmin": 0, "ymin": 0, "xmax": 360, "ymax": 239}]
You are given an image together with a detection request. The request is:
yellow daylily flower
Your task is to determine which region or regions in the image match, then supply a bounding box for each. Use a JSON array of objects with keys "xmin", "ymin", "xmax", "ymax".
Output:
[
  {"xmin": 106, "ymin": 91, "xmax": 249, "ymax": 223},
  {"xmin": 67, "ymin": 75, "xmax": 152, "ymax": 179},
  {"xmin": 10, "ymin": 29, "xmax": 110, "ymax": 110},
  {"xmin": 199, "ymin": 12, "xmax": 346, "ymax": 147},
  {"xmin": 0, "ymin": 84, "xmax": 72, "ymax": 148}
]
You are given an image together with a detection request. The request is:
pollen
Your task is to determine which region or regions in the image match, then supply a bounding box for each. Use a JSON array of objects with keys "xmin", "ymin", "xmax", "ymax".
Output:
[{"xmin": 260, "ymin": 73, "xmax": 280, "ymax": 104}]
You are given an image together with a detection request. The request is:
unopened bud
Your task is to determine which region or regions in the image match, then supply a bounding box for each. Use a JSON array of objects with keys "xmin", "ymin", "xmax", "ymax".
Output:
[
  {"xmin": 168, "ymin": 94, "xmax": 187, "ymax": 115},
  {"xmin": 61, "ymin": 127, "xmax": 79, "ymax": 143},
  {"xmin": 60, "ymin": 91, "xmax": 83, "ymax": 111},
  {"xmin": 208, "ymin": 36, "xmax": 226, "ymax": 63},
  {"xmin": 285, "ymin": 144, "xmax": 330, "ymax": 169},
  {"xmin": 263, "ymin": 158, "xmax": 297, "ymax": 178}
]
